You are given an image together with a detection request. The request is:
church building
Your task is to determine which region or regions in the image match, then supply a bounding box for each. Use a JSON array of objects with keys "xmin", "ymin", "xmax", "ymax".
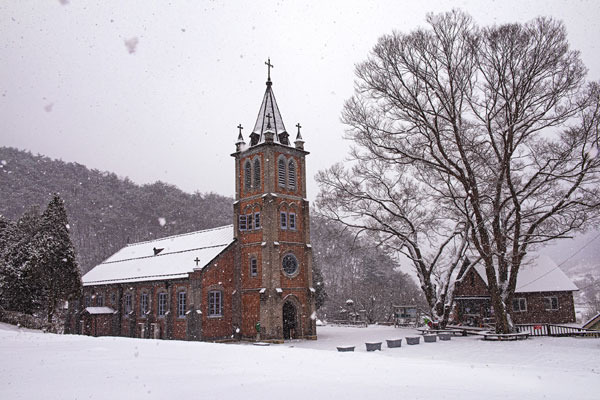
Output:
[{"xmin": 76, "ymin": 63, "xmax": 317, "ymax": 342}]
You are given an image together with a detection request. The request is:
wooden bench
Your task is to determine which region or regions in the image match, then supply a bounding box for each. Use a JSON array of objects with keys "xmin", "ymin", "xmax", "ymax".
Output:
[
  {"xmin": 386, "ymin": 338, "xmax": 402, "ymax": 348},
  {"xmin": 336, "ymin": 346, "xmax": 355, "ymax": 352},
  {"xmin": 481, "ymin": 332, "xmax": 529, "ymax": 341},
  {"xmin": 365, "ymin": 342, "xmax": 382, "ymax": 351},
  {"xmin": 417, "ymin": 328, "xmax": 467, "ymax": 336}
]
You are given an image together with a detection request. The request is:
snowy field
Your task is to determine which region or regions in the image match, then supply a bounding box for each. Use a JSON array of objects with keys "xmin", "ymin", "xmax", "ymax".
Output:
[{"xmin": 1, "ymin": 323, "xmax": 599, "ymax": 400}]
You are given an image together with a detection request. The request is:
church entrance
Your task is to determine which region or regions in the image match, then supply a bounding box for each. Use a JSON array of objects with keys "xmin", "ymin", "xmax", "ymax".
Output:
[{"xmin": 282, "ymin": 301, "xmax": 297, "ymax": 340}]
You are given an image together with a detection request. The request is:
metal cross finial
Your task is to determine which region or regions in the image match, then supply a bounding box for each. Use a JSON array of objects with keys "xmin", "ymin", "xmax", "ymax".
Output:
[
  {"xmin": 194, "ymin": 257, "xmax": 201, "ymax": 266},
  {"xmin": 265, "ymin": 58, "xmax": 274, "ymax": 81},
  {"xmin": 296, "ymin": 123, "xmax": 302, "ymax": 133},
  {"xmin": 237, "ymin": 124, "xmax": 243, "ymax": 134},
  {"xmin": 266, "ymin": 113, "xmax": 272, "ymax": 129}
]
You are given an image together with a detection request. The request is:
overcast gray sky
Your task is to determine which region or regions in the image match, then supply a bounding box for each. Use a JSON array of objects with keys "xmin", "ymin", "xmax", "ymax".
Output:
[{"xmin": 1, "ymin": 0, "xmax": 599, "ymax": 268}]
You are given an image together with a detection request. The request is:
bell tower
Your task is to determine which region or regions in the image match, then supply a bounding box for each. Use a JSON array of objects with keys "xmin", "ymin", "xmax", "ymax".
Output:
[{"xmin": 232, "ymin": 60, "xmax": 316, "ymax": 340}]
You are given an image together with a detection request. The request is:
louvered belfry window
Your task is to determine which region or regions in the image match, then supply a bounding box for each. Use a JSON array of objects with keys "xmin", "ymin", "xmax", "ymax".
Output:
[
  {"xmin": 288, "ymin": 160, "xmax": 296, "ymax": 190},
  {"xmin": 244, "ymin": 160, "xmax": 252, "ymax": 191},
  {"xmin": 278, "ymin": 158, "xmax": 286, "ymax": 187},
  {"xmin": 254, "ymin": 158, "xmax": 261, "ymax": 189}
]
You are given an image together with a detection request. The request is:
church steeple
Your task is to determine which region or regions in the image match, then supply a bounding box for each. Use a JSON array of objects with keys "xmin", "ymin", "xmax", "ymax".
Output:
[
  {"xmin": 250, "ymin": 59, "xmax": 289, "ymax": 146},
  {"xmin": 231, "ymin": 60, "xmax": 316, "ymax": 341}
]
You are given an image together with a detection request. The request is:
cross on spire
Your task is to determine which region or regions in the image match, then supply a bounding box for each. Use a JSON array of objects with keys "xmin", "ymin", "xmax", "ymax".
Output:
[
  {"xmin": 237, "ymin": 124, "xmax": 243, "ymax": 135},
  {"xmin": 296, "ymin": 123, "xmax": 302, "ymax": 133},
  {"xmin": 265, "ymin": 58, "xmax": 274, "ymax": 82},
  {"xmin": 266, "ymin": 113, "xmax": 272, "ymax": 129},
  {"xmin": 194, "ymin": 257, "xmax": 201, "ymax": 266}
]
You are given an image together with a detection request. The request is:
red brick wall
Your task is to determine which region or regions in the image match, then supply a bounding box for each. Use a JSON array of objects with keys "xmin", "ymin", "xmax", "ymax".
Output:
[
  {"xmin": 200, "ymin": 246, "xmax": 236, "ymax": 340},
  {"xmin": 454, "ymin": 268, "xmax": 489, "ymax": 297},
  {"xmin": 241, "ymin": 292, "xmax": 260, "ymax": 337},
  {"xmin": 511, "ymin": 291, "xmax": 576, "ymax": 324}
]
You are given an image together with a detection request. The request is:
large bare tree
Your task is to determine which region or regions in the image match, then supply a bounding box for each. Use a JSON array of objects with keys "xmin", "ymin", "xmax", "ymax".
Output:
[{"xmin": 317, "ymin": 10, "xmax": 600, "ymax": 333}]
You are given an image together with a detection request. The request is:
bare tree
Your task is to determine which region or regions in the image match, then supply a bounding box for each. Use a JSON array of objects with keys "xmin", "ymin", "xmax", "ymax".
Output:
[{"xmin": 318, "ymin": 10, "xmax": 600, "ymax": 333}]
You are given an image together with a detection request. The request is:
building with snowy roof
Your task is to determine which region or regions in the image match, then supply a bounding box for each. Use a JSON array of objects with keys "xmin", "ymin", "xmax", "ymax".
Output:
[
  {"xmin": 75, "ymin": 64, "xmax": 317, "ymax": 341},
  {"xmin": 453, "ymin": 255, "xmax": 578, "ymax": 326}
]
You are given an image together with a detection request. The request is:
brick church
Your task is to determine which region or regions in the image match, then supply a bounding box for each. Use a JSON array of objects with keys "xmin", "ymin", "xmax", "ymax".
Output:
[{"xmin": 76, "ymin": 63, "xmax": 317, "ymax": 342}]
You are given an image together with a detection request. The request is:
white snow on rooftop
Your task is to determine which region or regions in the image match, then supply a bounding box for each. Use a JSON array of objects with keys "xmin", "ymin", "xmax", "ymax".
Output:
[
  {"xmin": 82, "ymin": 225, "xmax": 234, "ymax": 286},
  {"xmin": 472, "ymin": 255, "xmax": 578, "ymax": 293}
]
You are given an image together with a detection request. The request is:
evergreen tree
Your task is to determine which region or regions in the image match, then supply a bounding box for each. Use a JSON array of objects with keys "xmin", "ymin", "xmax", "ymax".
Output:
[
  {"xmin": 31, "ymin": 194, "xmax": 82, "ymax": 323},
  {"xmin": 0, "ymin": 209, "xmax": 43, "ymax": 314}
]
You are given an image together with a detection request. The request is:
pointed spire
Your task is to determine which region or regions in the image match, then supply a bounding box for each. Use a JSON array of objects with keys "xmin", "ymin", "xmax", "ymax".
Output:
[
  {"xmin": 251, "ymin": 59, "xmax": 288, "ymax": 145},
  {"xmin": 235, "ymin": 123, "xmax": 245, "ymax": 152},
  {"xmin": 295, "ymin": 122, "xmax": 305, "ymax": 150},
  {"xmin": 236, "ymin": 124, "xmax": 245, "ymax": 143}
]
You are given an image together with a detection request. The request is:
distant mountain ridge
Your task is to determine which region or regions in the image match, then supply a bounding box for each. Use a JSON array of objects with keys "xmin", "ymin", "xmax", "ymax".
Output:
[{"xmin": 0, "ymin": 147, "xmax": 232, "ymax": 273}]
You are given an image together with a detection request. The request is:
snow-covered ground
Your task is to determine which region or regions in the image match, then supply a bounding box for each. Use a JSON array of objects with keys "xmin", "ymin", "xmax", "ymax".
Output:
[{"xmin": 1, "ymin": 323, "xmax": 598, "ymax": 400}]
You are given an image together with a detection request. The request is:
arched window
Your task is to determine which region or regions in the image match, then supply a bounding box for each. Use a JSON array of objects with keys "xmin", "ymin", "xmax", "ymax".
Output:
[
  {"xmin": 288, "ymin": 160, "xmax": 296, "ymax": 190},
  {"xmin": 278, "ymin": 157, "xmax": 286, "ymax": 187},
  {"xmin": 253, "ymin": 158, "xmax": 261, "ymax": 189},
  {"xmin": 244, "ymin": 160, "xmax": 251, "ymax": 191}
]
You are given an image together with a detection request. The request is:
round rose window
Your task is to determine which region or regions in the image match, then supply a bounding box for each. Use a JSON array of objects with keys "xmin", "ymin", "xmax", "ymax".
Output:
[{"xmin": 282, "ymin": 254, "xmax": 298, "ymax": 276}]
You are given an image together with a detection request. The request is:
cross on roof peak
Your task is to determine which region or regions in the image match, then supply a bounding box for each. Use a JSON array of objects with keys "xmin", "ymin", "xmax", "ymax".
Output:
[{"xmin": 265, "ymin": 58, "xmax": 274, "ymax": 82}]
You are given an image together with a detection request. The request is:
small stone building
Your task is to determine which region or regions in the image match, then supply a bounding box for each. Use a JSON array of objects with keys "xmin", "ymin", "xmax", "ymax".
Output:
[
  {"xmin": 75, "ymin": 69, "xmax": 317, "ymax": 342},
  {"xmin": 454, "ymin": 256, "xmax": 578, "ymax": 326}
]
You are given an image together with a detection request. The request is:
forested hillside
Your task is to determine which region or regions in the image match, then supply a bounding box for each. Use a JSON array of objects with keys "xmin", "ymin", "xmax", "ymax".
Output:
[
  {"xmin": 0, "ymin": 147, "xmax": 232, "ymax": 273},
  {"xmin": 0, "ymin": 147, "xmax": 424, "ymax": 320}
]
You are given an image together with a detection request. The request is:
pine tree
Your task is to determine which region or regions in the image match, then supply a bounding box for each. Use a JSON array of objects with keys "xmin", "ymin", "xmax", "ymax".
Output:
[
  {"xmin": 0, "ymin": 210, "xmax": 43, "ymax": 314},
  {"xmin": 31, "ymin": 194, "xmax": 82, "ymax": 323}
]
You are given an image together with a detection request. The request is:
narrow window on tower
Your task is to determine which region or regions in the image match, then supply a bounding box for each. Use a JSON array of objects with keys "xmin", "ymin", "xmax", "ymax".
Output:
[
  {"xmin": 280, "ymin": 211, "xmax": 287, "ymax": 230},
  {"xmin": 254, "ymin": 212, "xmax": 261, "ymax": 229},
  {"xmin": 246, "ymin": 213, "xmax": 253, "ymax": 230},
  {"xmin": 250, "ymin": 257, "xmax": 258, "ymax": 277},
  {"xmin": 278, "ymin": 157, "xmax": 286, "ymax": 187},
  {"xmin": 239, "ymin": 215, "xmax": 247, "ymax": 231},
  {"xmin": 289, "ymin": 213, "xmax": 296, "ymax": 230},
  {"xmin": 288, "ymin": 160, "xmax": 296, "ymax": 190},
  {"xmin": 244, "ymin": 160, "xmax": 252, "ymax": 191},
  {"xmin": 253, "ymin": 158, "xmax": 261, "ymax": 189}
]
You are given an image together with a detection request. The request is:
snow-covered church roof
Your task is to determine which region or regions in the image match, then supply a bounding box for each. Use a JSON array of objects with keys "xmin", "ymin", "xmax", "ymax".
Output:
[
  {"xmin": 471, "ymin": 255, "xmax": 578, "ymax": 293},
  {"xmin": 82, "ymin": 225, "xmax": 234, "ymax": 286}
]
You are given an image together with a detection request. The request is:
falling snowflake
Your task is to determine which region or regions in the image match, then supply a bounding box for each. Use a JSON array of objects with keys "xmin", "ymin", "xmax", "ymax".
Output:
[
  {"xmin": 310, "ymin": 311, "xmax": 317, "ymax": 320},
  {"xmin": 65, "ymin": 224, "xmax": 70, "ymax": 230},
  {"xmin": 158, "ymin": 217, "xmax": 166, "ymax": 227},
  {"xmin": 124, "ymin": 37, "xmax": 139, "ymax": 54}
]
